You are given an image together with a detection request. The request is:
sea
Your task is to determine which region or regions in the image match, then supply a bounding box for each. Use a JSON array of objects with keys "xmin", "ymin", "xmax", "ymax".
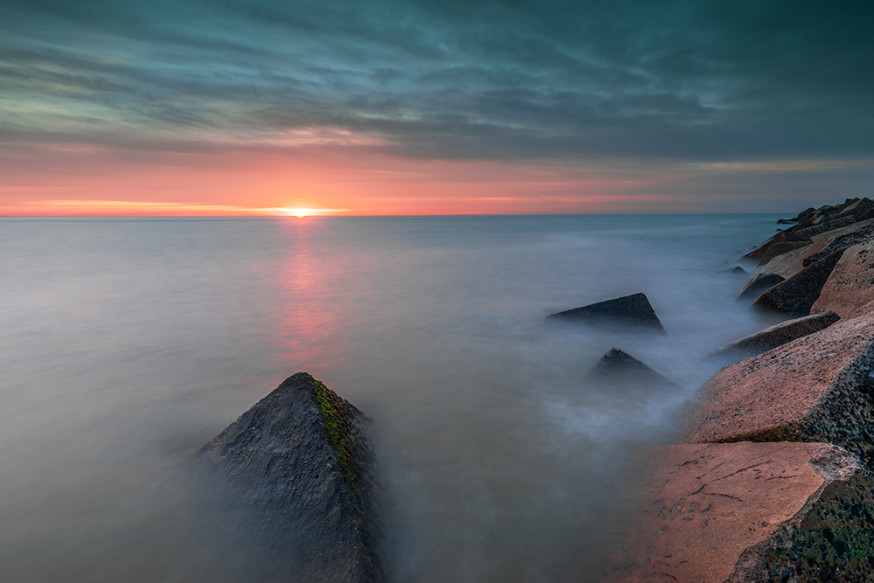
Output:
[{"xmin": 0, "ymin": 214, "xmax": 787, "ymax": 582}]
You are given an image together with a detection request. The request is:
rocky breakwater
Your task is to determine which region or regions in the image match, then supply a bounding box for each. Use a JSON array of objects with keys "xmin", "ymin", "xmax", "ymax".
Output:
[
  {"xmin": 200, "ymin": 372, "xmax": 382, "ymax": 583},
  {"xmin": 608, "ymin": 198, "xmax": 874, "ymax": 582}
]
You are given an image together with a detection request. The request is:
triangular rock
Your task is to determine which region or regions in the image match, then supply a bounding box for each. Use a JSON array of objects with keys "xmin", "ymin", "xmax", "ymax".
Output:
[
  {"xmin": 549, "ymin": 292, "xmax": 666, "ymax": 334},
  {"xmin": 200, "ymin": 373, "xmax": 381, "ymax": 583}
]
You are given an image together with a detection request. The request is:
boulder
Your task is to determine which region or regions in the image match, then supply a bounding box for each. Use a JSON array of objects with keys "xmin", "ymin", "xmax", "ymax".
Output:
[
  {"xmin": 811, "ymin": 243, "xmax": 874, "ymax": 318},
  {"xmin": 753, "ymin": 238, "xmax": 829, "ymax": 279},
  {"xmin": 753, "ymin": 240, "xmax": 813, "ymax": 265},
  {"xmin": 801, "ymin": 221, "xmax": 874, "ymax": 267},
  {"xmin": 753, "ymin": 249, "xmax": 845, "ymax": 316},
  {"xmin": 548, "ymin": 292, "xmax": 666, "ymax": 334},
  {"xmin": 686, "ymin": 309, "xmax": 874, "ymax": 458},
  {"xmin": 722, "ymin": 266, "xmax": 746, "ymax": 274},
  {"xmin": 200, "ymin": 373, "xmax": 382, "ymax": 583},
  {"xmin": 586, "ymin": 348, "xmax": 677, "ymax": 390},
  {"xmin": 742, "ymin": 232, "xmax": 809, "ymax": 264},
  {"xmin": 607, "ymin": 442, "xmax": 860, "ymax": 583},
  {"xmin": 735, "ymin": 273, "xmax": 785, "ymax": 301},
  {"xmin": 713, "ymin": 311, "xmax": 840, "ymax": 359}
]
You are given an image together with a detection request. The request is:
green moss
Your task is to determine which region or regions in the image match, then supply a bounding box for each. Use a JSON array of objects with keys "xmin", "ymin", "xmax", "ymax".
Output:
[
  {"xmin": 310, "ymin": 378, "xmax": 363, "ymax": 509},
  {"xmin": 760, "ymin": 472, "xmax": 874, "ymax": 581}
]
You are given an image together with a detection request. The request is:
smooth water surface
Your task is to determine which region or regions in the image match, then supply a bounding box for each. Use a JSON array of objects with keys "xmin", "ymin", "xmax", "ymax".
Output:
[{"xmin": 0, "ymin": 214, "xmax": 784, "ymax": 582}]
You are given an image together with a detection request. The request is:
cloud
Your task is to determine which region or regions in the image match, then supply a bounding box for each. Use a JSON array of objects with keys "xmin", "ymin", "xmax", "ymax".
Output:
[{"xmin": 1, "ymin": 0, "xmax": 873, "ymax": 167}]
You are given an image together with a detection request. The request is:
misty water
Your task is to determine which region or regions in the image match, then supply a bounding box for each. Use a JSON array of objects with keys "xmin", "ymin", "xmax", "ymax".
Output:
[{"xmin": 0, "ymin": 214, "xmax": 786, "ymax": 582}]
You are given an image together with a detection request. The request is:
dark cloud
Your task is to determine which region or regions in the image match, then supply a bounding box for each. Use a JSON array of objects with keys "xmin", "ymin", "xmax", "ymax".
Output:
[{"xmin": 1, "ymin": 0, "xmax": 873, "ymax": 164}]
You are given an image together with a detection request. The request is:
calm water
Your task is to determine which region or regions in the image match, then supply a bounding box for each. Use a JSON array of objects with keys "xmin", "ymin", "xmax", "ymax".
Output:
[{"xmin": 0, "ymin": 215, "xmax": 784, "ymax": 582}]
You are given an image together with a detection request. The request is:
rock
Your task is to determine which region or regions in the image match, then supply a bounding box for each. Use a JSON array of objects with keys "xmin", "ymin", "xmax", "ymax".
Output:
[
  {"xmin": 735, "ymin": 273, "xmax": 785, "ymax": 301},
  {"xmin": 751, "ymin": 471, "xmax": 874, "ymax": 582},
  {"xmin": 754, "ymin": 238, "xmax": 830, "ymax": 279},
  {"xmin": 686, "ymin": 309, "xmax": 874, "ymax": 458},
  {"xmin": 742, "ymin": 232, "xmax": 810, "ymax": 264},
  {"xmin": 753, "ymin": 249, "xmax": 845, "ymax": 316},
  {"xmin": 548, "ymin": 292, "xmax": 666, "ymax": 334},
  {"xmin": 811, "ymin": 243, "xmax": 874, "ymax": 318},
  {"xmin": 607, "ymin": 442, "xmax": 860, "ymax": 583},
  {"xmin": 722, "ymin": 266, "xmax": 747, "ymax": 274},
  {"xmin": 753, "ymin": 240, "xmax": 813, "ymax": 265},
  {"xmin": 776, "ymin": 218, "xmax": 797, "ymax": 225},
  {"xmin": 200, "ymin": 373, "xmax": 382, "ymax": 583},
  {"xmin": 793, "ymin": 215, "xmax": 858, "ymax": 239},
  {"xmin": 587, "ymin": 348, "xmax": 677, "ymax": 390},
  {"xmin": 802, "ymin": 221, "xmax": 874, "ymax": 267},
  {"xmin": 713, "ymin": 311, "xmax": 840, "ymax": 359}
]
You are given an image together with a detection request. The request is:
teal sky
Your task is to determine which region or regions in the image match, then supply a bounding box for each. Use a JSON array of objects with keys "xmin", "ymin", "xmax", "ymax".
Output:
[{"xmin": 2, "ymin": 0, "xmax": 873, "ymax": 215}]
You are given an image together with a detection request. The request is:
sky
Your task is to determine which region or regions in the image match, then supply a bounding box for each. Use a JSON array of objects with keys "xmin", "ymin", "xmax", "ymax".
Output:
[{"xmin": 1, "ymin": 0, "xmax": 873, "ymax": 216}]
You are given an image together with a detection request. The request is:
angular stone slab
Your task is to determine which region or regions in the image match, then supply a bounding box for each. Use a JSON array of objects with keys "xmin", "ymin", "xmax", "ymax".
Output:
[
  {"xmin": 735, "ymin": 272, "xmax": 785, "ymax": 301},
  {"xmin": 586, "ymin": 347, "xmax": 677, "ymax": 390},
  {"xmin": 548, "ymin": 292, "xmax": 666, "ymax": 334},
  {"xmin": 811, "ymin": 241, "xmax": 874, "ymax": 318},
  {"xmin": 200, "ymin": 372, "xmax": 381, "ymax": 583},
  {"xmin": 687, "ymin": 310, "xmax": 874, "ymax": 456},
  {"xmin": 608, "ymin": 442, "xmax": 860, "ymax": 583},
  {"xmin": 713, "ymin": 311, "xmax": 840, "ymax": 359},
  {"xmin": 753, "ymin": 249, "xmax": 845, "ymax": 316}
]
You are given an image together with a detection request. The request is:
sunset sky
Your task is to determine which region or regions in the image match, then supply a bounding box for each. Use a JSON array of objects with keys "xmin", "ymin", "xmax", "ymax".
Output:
[{"xmin": 2, "ymin": 0, "xmax": 873, "ymax": 216}]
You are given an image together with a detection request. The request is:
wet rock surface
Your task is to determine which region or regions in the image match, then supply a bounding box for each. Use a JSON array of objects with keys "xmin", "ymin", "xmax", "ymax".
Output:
[
  {"xmin": 548, "ymin": 292, "xmax": 666, "ymax": 334},
  {"xmin": 713, "ymin": 311, "xmax": 840, "ymax": 360},
  {"xmin": 200, "ymin": 372, "xmax": 382, "ymax": 583}
]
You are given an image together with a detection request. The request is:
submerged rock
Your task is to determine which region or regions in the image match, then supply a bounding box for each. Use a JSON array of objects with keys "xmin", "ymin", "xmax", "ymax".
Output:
[
  {"xmin": 548, "ymin": 292, "xmax": 666, "ymax": 334},
  {"xmin": 713, "ymin": 310, "xmax": 840, "ymax": 359},
  {"xmin": 686, "ymin": 309, "xmax": 874, "ymax": 458},
  {"xmin": 735, "ymin": 272, "xmax": 785, "ymax": 301},
  {"xmin": 200, "ymin": 372, "xmax": 382, "ymax": 583},
  {"xmin": 587, "ymin": 348, "xmax": 676, "ymax": 390},
  {"xmin": 753, "ymin": 249, "xmax": 845, "ymax": 316},
  {"xmin": 608, "ymin": 442, "xmax": 860, "ymax": 583}
]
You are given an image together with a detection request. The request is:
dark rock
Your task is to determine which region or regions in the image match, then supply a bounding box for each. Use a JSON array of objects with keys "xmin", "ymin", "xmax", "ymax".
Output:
[
  {"xmin": 736, "ymin": 273, "xmax": 785, "ymax": 301},
  {"xmin": 752, "ymin": 471, "xmax": 874, "ymax": 583},
  {"xmin": 713, "ymin": 311, "xmax": 840, "ymax": 359},
  {"xmin": 794, "ymin": 215, "xmax": 858, "ymax": 239},
  {"xmin": 200, "ymin": 372, "xmax": 382, "ymax": 583},
  {"xmin": 753, "ymin": 249, "xmax": 845, "ymax": 316},
  {"xmin": 548, "ymin": 292, "xmax": 666, "ymax": 334},
  {"xmin": 776, "ymin": 218, "xmax": 797, "ymax": 225},
  {"xmin": 722, "ymin": 266, "xmax": 747, "ymax": 274},
  {"xmin": 587, "ymin": 347, "xmax": 677, "ymax": 389}
]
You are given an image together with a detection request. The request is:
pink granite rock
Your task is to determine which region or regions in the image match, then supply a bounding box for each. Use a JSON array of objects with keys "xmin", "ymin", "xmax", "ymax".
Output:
[
  {"xmin": 607, "ymin": 442, "xmax": 860, "ymax": 583},
  {"xmin": 687, "ymin": 309, "xmax": 874, "ymax": 455},
  {"xmin": 811, "ymin": 242, "xmax": 874, "ymax": 318}
]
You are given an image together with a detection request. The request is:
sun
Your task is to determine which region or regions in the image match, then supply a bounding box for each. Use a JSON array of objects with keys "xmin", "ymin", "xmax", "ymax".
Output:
[{"xmin": 290, "ymin": 208, "xmax": 309, "ymax": 218}]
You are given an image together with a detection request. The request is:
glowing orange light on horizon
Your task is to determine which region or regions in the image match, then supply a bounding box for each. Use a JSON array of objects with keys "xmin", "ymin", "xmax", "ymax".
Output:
[{"xmin": 291, "ymin": 208, "xmax": 309, "ymax": 218}]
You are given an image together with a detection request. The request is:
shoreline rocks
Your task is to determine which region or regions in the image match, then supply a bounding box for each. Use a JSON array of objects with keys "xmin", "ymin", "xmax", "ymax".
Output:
[
  {"xmin": 611, "ymin": 197, "xmax": 874, "ymax": 582},
  {"xmin": 200, "ymin": 372, "xmax": 382, "ymax": 583}
]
